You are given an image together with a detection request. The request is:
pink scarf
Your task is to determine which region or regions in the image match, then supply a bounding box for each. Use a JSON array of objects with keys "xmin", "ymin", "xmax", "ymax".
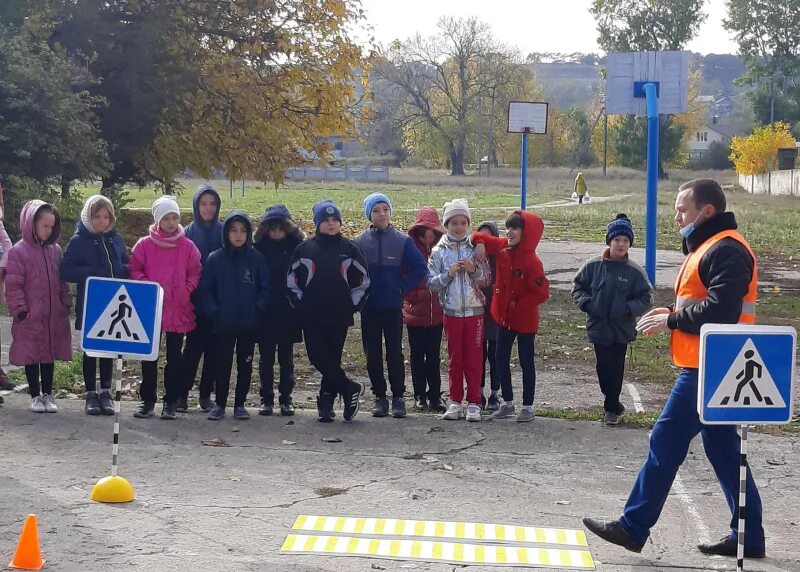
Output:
[{"xmin": 149, "ymin": 224, "xmax": 185, "ymax": 248}]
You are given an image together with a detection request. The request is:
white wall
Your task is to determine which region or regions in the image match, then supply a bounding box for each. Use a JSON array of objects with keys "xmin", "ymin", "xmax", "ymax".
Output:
[{"xmin": 738, "ymin": 170, "xmax": 800, "ymax": 196}]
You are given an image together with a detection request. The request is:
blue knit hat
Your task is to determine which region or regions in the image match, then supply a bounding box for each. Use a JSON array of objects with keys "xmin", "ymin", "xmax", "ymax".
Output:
[
  {"xmin": 261, "ymin": 204, "xmax": 292, "ymax": 225},
  {"xmin": 606, "ymin": 213, "xmax": 634, "ymax": 245},
  {"xmin": 313, "ymin": 199, "xmax": 342, "ymax": 229},
  {"xmin": 363, "ymin": 192, "xmax": 392, "ymax": 221}
]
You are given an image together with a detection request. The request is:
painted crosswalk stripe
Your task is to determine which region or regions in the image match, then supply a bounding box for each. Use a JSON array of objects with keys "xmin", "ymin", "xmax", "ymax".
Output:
[
  {"xmin": 281, "ymin": 533, "xmax": 595, "ymax": 569},
  {"xmin": 292, "ymin": 515, "xmax": 587, "ymax": 547}
]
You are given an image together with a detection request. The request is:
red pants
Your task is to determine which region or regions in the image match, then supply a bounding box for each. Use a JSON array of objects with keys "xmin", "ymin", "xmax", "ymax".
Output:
[{"xmin": 444, "ymin": 315, "xmax": 484, "ymax": 405}]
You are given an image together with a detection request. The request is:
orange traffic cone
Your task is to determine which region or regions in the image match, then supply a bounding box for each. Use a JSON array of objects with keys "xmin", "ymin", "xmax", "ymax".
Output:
[{"xmin": 8, "ymin": 514, "xmax": 45, "ymax": 570}]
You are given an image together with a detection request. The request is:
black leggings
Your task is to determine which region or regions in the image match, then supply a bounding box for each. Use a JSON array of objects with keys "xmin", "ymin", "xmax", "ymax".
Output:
[
  {"xmin": 83, "ymin": 353, "xmax": 113, "ymax": 392},
  {"xmin": 26, "ymin": 363, "xmax": 55, "ymax": 397}
]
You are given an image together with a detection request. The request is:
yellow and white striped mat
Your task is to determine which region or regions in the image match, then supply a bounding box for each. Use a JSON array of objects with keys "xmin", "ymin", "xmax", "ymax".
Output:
[{"xmin": 281, "ymin": 515, "xmax": 595, "ymax": 569}]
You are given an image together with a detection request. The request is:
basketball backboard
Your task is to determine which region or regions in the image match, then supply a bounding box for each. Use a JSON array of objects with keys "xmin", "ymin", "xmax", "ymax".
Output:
[
  {"xmin": 605, "ymin": 51, "xmax": 688, "ymax": 116},
  {"xmin": 507, "ymin": 101, "xmax": 548, "ymax": 134}
]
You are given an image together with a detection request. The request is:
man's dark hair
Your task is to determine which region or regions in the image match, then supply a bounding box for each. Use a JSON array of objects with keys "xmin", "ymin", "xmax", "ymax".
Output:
[{"xmin": 678, "ymin": 178, "xmax": 726, "ymax": 214}]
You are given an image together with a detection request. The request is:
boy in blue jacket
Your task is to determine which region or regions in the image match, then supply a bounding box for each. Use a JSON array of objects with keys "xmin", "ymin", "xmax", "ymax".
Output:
[
  {"xmin": 353, "ymin": 193, "xmax": 427, "ymax": 419},
  {"xmin": 201, "ymin": 211, "xmax": 269, "ymax": 421},
  {"xmin": 61, "ymin": 195, "xmax": 129, "ymax": 416},
  {"xmin": 181, "ymin": 183, "xmax": 223, "ymax": 413}
]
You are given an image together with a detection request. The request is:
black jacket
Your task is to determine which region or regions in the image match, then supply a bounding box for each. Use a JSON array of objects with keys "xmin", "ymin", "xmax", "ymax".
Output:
[
  {"xmin": 572, "ymin": 251, "xmax": 653, "ymax": 345},
  {"xmin": 667, "ymin": 212, "xmax": 755, "ymax": 335},
  {"xmin": 255, "ymin": 228, "xmax": 304, "ymax": 343},
  {"xmin": 60, "ymin": 221, "xmax": 129, "ymax": 328},
  {"xmin": 201, "ymin": 211, "xmax": 269, "ymax": 335},
  {"xmin": 287, "ymin": 233, "xmax": 370, "ymax": 328}
]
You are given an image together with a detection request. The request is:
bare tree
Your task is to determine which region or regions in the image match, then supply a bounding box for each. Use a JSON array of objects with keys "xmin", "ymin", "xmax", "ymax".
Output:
[{"xmin": 378, "ymin": 17, "xmax": 523, "ymax": 175}]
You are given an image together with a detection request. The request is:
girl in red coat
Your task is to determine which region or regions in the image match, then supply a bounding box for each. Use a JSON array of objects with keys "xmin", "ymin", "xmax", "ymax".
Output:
[
  {"xmin": 472, "ymin": 210, "xmax": 550, "ymax": 422},
  {"xmin": 403, "ymin": 207, "xmax": 446, "ymax": 413}
]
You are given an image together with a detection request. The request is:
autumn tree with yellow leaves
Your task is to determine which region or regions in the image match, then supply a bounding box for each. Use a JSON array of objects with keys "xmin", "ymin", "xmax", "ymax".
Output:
[{"xmin": 729, "ymin": 122, "xmax": 797, "ymax": 174}]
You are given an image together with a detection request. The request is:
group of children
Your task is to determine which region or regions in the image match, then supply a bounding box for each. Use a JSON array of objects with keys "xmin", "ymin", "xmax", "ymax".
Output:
[{"xmin": 0, "ymin": 184, "xmax": 653, "ymax": 426}]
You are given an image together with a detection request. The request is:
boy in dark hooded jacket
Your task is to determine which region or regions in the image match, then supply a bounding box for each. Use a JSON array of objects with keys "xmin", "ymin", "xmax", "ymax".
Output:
[
  {"xmin": 572, "ymin": 214, "xmax": 653, "ymax": 425},
  {"xmin": 472, "ymin": 210, "xmax": 550, "ymax": 423},
  {"xmin": 254, "ymin": 204, "xmax": 305, "ymax": 416},
  {"xmin": 476, "ymin": 221, "xmax": 501, "ymax": 412},
  {"xmin": 201, "ymin": 211, "xmax": 269, "ymax": 421},
  {"xmin": 181, "ymin": 183, "xmax": 223, "ymax": 412}
]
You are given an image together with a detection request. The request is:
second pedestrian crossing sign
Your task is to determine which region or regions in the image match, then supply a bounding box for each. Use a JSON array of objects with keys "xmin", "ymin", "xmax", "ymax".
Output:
[
  {"xmin": 699, "ymin": 324, "xmax": 796, "ymax": 425},
  {"xmin": 81, "ymin": 277, "xmax": 164, "ymax": 361}
]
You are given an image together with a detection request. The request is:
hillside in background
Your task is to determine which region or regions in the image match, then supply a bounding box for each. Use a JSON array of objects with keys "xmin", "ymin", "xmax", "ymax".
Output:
[{"xmin": 529, "ymin": 52, "xmax": 746, "ymax": 109}]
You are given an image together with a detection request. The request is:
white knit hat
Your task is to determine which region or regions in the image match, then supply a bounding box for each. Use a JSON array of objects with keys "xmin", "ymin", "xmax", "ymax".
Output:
[
  {"xmin": 442, "ymin": 198, "xmax": 471, "ymax": 226},
  {"xmin": 152, "ymin": 196, "xmax": 181, "ymax": 227}
]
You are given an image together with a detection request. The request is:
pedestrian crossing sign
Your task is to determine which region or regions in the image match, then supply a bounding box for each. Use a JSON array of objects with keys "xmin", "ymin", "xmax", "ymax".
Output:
[
  {"xmin": 81, "ymin": 277, "xmax": 164, "ymax": 360},
  {"xmin": 699, "ymin": 324, "xmax": 796, "ymax": 425}
]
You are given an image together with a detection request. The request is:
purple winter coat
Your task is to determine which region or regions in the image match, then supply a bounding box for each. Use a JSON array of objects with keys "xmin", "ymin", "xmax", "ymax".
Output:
[{"xmin": 6, "ymin": 200, "xmax": 73, "ymax": 366}]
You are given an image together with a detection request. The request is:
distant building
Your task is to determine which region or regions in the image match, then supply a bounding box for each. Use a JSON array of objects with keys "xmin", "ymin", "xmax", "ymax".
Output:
[{"xmin": 688, "ymin": 121, "xmax": 739, "ymax": 159}]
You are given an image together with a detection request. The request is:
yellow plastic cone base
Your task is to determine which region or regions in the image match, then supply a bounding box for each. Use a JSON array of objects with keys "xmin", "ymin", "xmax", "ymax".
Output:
[{"xmin": 91, "ymin": 476, "xmax": 135, "ymax": 503}]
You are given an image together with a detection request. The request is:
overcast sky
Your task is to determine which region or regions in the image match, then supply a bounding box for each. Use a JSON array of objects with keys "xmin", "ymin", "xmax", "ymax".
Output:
[{"xmin": 359, "ymin": 0, "xmax": 738, "ymax": 56}]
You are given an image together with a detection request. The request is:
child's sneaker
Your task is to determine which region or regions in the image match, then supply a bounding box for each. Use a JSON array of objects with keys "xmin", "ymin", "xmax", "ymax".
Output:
[
  {"xmin": 207, "ymin": 404, "xmax": 225, "ymax": 420},
  {"xmin": 133, "ymin": 402, "xmax": 156, "ymax": 418},
  {"xmin": 85, "ymin": 391, "xmax": 101, "ymax": 416},
  {"xmin": 42, "ymin": 394, "xmax": 58, "ymax": 413},
  {"xmin": 428, "ymin": 397, "xmax": 447, "ymax": 414},
  {"xmin": 317, "ymin": 392, "xmax": 335, "ymax": 423},
  {"xmin": 161, "ymin": 402, "xmax": 177, "ymax": 419},
  {"xmin": 466, "ymin": 404, "xmax": 482, "ymax": 422},
  {"xmin": 492, "ymin": 403, "xmax": 516, "ymax": 419},
  {"xmin": 279, "ymin": 400, "xmax": 295, "ymax": 416},
  {"xmin": 197, "ymin": 397, "xmax": 213, "ymax": 413},
  {"xmin": 176, "ymin": 396, "xmax": 189, "ymax": 413},
  {"xmin": 233, "ymin": 406, "xmax": 250, "ymax": 420},
  {"xmin": 487, "ymin": 394, "xmax": 500, "ymax": 412},
  {"xmin": 341, "ymin": 381, "xmax": 364, "ymax": 421},
  {"xmin": 442, "ymin": 403, "xmax": 462, "ymax": 420},
  {"xmin": 371, "ymin": 396, "xmax": 389, "ymax": 417},
  {"xmin": 414, "ymin": 395, "xmax": 429, "ymax": 411},
  {"xmin": 31, "ymin": 395, "xmax": 47, "ymax": 413},
  {"xmin": 258, "ymin": 402, "xmax": 273, "ymax": 416},
  {"xmin": 0, "ymin": 369, "xmax": 15, "ymax": 390},
  {"xmin": 391, "ymin": 397, "xmax": 407, "ymax": 418},
  {"xmin": 99, "ymin": 390, "xmax": 115, "ymax": 415},
  {"xmin": 516, "ymin": 407, "xmax": 535, "ymax": 423}
]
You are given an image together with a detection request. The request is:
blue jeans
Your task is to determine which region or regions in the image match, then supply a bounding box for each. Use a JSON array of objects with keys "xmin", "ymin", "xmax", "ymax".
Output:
[
  {"xmin": 620, "ymin": 369, "xmax": 765, "ymax": 550},
  {"xmin": 496, "ymin": 327, "xmax": 536, "ymax": 406}
]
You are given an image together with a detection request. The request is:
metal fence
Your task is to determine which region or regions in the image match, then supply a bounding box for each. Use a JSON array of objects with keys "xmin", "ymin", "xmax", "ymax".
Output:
[{"xmin": 285, "ymin": 165, "xmax": 389, "ymax": 182}]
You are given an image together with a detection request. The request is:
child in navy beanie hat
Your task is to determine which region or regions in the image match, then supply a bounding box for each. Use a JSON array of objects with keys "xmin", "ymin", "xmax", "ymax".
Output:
[
  {"xmin": 312, "ymin": 199, "xmax": 342, "ymax": 230},
  {"xmin": 606, "ymin": 213, "xmax": 635, "ymax": 246}
]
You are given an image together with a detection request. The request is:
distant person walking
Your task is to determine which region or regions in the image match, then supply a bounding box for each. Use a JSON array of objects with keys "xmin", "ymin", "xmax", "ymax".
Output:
[{"xmin": 574, "ymin": 172, "xmax": 588, "ymax": 204}]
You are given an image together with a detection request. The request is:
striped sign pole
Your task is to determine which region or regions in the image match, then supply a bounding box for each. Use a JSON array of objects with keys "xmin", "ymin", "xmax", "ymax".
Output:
[
  {"xmin": 737, "ymin": 425, "xmax": 748, "ymax": 572},
  {"xmin": 111, "ymin": 356, "xmax": 123, "ymax": 477}
]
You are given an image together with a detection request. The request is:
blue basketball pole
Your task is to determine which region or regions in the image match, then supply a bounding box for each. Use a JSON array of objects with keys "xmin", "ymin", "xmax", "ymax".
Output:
[
  {"xmin": 644, "ymin": 83, "xmax": 659, "ymax": 285},
  {"xmin": 520, "ymin": 129, "xmax": 529, "ymax": 210}
]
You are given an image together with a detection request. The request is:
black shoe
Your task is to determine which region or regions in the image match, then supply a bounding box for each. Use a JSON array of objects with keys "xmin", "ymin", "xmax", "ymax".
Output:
[
  {"xmin": 85, "ymin": 391, "xmax": 101, "ymax": 416},
  {"xmin": 176, "ymin": 395, "xmax": 189, "ymax": 413},
  {"xmin": 197, "ymin": 397, "xmax": 213, "ymax": 413},
  {"xmin": 280, "ymin": 402, "xmax": 295, "ymax": 416},
  {"xmin": 697, "ymin": 536, "xmax": 765, "ymax": 558},
  {"xmin": 582, "ymin": 517, "xmax": 644, "ymax": 553},
  {"xmin": 428, "ymin": 397, "xmax": 447, "ymax": 414},
  {"xmin": 414, "ymin": 395, "xmax": 429, "ymax": 412},
  {"xmin": 391, "ymin": 397, "xmax": 407, "ymax": 418},
  {"xmin": 342, "ymin": 381, "xmax": 364, "ymax": 421},
  {"xmin": 480, "ymin": 395, "xmax": 487, "ymax": 410},
  {"xmin": 618, "ymin": 403, "xmax": 626, "ymax": 418},
  {"xmin": 487, "ymin": 394, "xmax": 500, "ymax": 412},
  {"xmin": 161, "ymin": 402, "xmax": 177, "ymax": 420},
  {"xmin": 317, "ymin": 392, "xmax": 335, "ymax": 423},
  {"xmin": 259, "ymin": 403, "xmax": 274, "ymax": 416},
  {"xmin": 98, "ymin": 391, "xmax": 115, "ymax": 415},
  {"xmin": 0, "ymin": 376, "xmax": 14, "ymax": 391},
  {"xmin": 372, "ymin": 396, "xmax": 389, "ymax": 417},
  {"xmin": 0, "ymin": 394, "xmax": 3, "ymax": 404},
  {"xmin": 133, "ymin": 402, "xmax": 156, "ymax": 418}
]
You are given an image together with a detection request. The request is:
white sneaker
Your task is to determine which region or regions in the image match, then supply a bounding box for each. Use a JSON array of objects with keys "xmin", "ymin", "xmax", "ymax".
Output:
[
  {"xmin": 465, "ymin": 404, "xmax": 481, "ymax": 422},
  {"xmin": 42, "ymin": 394, "xmax": 58, "ymax": 413},
  {"xmin": 441, "ymin": 403, "xmax": 463, "ymax": 420},
  {"xmin": 31, "ymin": 395, "xmax": 46, "ymax": 413}
]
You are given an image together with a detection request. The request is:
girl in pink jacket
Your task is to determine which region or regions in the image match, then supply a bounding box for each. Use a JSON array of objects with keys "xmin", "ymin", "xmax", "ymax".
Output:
[
  {"xmin": 6, "ymin": 200, "xmax": 73, "ymax": 413},
  {"xmin": 130, "ymin": 196, "xmax": 201, "ymax": 420}
]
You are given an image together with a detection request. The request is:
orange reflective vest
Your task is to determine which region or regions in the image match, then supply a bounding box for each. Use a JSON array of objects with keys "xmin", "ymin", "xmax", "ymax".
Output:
[{"xmin": 671, "ymin": 229, "xmax": 758, "ymax": 368}]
